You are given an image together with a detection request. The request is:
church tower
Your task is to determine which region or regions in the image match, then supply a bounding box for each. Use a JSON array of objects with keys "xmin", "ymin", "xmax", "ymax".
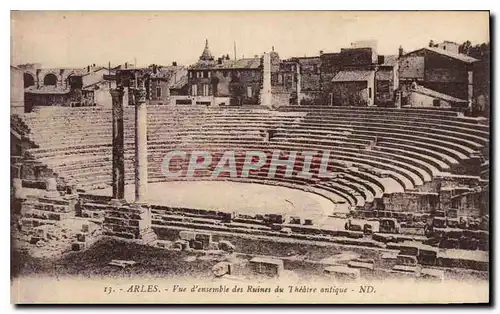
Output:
[{"xmin": 199, "ymin": 39, "xmax": 215, "ymax": 63}]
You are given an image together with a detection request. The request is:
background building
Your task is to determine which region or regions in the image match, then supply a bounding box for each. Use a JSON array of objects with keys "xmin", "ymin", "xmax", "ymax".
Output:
[
  {"xmin": 398, "ymin": 46, "xmax": 477, "ymax": 108},
  {"xmin": 187, "ymin": 40, "xmax": 262, "ymax": 106}
]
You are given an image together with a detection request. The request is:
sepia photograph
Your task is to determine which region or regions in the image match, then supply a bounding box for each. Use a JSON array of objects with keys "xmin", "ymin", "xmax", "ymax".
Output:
[{"xmin": 9, "ymin": 10, "xmax": 491, "ymax": 304}]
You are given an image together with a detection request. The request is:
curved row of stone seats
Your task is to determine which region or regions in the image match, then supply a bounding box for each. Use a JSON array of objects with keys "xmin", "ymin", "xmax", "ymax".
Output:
[
  {"xmin": 144, "ymin": 146, "xmax": 402, "ymax": 205},
  {"xmin": 196, "ymin": 121, "xmax": 484, "ymax": 167},
  {"xmin": 279, "ymin": 105, "xmax": 488, "ymax": 123},
  {"xmin": 295, "ymin": 115, "xmax": 489, "ymax": 151},
  {"xmin": 326, "ymin": 178, "xmax": 374, "ymax": 204},
  {"xmin": 26, "ymin": 137, "xmax": 418, "ymax": 196},
  {"xmin": 278, "ymin": 126, "xmax": 465, "ymax": 166},
  {"xmin": 281, "ymin": 134, "xmax": 438, "ymax": 181},
  {"xmin": 136, "ymin": 141, "xmax": 413, "ymax": 192},
  {"xmin": 143, "ymin": 148, "xmax": 373, "ymax": 207},
  {"xmin": 314, "ymin": 182, "xmax": 359, "ymax": 207},
  {"xmin": 145, "ymin": 141, "xmax": 407, "ymax": 193},
  {"xmin": 269, "ymin": 136, "xmax": 432, "ymax": 184},
  {"xmin": 282, "ymin": 120, "xmax": 482, "ymax": 158},
  {"xmin": 19, "ymin": 106, "xmax": 488, "ymax": 212},
  {"xmin": 302, "ymin": 109, "xmax": 489, "ymax": 132},
  {"xmin": 291, "ymin": 119, "xmax": 486, "ymax": 153},
  {"xmin": 33, "ymin": 140, "xmax": 362, "ymax": 206}
]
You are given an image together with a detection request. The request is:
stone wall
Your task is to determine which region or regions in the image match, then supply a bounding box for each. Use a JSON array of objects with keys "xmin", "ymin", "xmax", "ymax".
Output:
[
  {"xmin": 102, "ymin": 202, "xmax": 157, "ymax": 244},
  {"xmin": 11, "ymin": 66, "xmax": 25, "ymax": 114},
  {"xmin": 20, "ymin": 195, "xmax": 76, "ymax": 230}
]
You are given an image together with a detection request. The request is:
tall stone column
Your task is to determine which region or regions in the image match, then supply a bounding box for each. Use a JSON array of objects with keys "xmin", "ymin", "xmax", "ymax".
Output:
[
  {"xmin": 296, "ymin": 63, "xmax": 301, "ymax": 106},
  {"xmin": 110, "ymin": 87, "xmax": 125, "ymax": 200},
  {"xmin": 261, "ymin": 52, "xmax": 272, "ymax": 108},
  {"xmin": 134, "ymin": 79, "xmax": 148, "ymax": 203}
]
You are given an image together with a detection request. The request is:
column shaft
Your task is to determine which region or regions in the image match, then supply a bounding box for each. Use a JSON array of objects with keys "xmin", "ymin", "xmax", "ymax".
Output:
[
  {"xmin": 134, "ymin": 84, "xmax": 148, "ymax": 202},
  {"xmin": 110, "ymin": 88, "xmax": 125, "ymax": 200}
]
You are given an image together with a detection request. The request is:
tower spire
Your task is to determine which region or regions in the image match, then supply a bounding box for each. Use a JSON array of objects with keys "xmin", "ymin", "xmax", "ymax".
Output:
[{"xmin": 200, "ymin": 39, "xmax": 214, "ymax": 61}]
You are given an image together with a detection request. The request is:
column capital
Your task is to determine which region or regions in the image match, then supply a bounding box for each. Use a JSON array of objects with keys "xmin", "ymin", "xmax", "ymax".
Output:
[
  {"xmin": 109, "ymin": 87, "xmax": 125, "ymax": 99},
  {"xmin": 134, "ymin": 87, "xmax": 147, "ymax": 104}
]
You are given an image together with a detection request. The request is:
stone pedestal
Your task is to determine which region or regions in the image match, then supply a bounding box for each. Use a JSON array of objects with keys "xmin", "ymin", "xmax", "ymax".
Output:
[
  {"xmin": 103, "ymin": 202, "xmax": 157, "ymax": 245},
  {"xmin": 12, "ymin": 178, "xmax": 25, "ymax": 199},
  {"xmin": 44, "ymin": 177, "xmax": 60, "ymax": 198}
]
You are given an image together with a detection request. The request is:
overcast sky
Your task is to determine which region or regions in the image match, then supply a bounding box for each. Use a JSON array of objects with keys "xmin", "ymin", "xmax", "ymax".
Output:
[{"xmin": 11, "ymin": 11, "xmax": 489, "ymax": 68}]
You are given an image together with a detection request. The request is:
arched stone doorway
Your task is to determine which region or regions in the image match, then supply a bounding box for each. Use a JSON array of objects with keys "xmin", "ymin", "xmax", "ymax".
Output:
[
  {"xmin": 43, "ymin": 73, "xmax": 58, "ymax": 86},
  {"xmin": 23, "ymin": 73, "xmax": 35, "ymax": 88}
]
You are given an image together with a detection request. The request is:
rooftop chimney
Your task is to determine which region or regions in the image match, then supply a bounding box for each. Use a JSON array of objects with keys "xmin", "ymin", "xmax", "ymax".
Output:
[
  {"xmin": 319, "ymin": 50, "xmax": 324, "ymax": 55},
  {"xmin": 172, "ymin": 61, "xmax": 177, "ymax": 66},
  {"xmin": 217, "ymin": 57, "xmax": 223, "ymax": 64},
  {"xmin": 398, "ymin": 46, "xmax": 404, "ymax": 57}
]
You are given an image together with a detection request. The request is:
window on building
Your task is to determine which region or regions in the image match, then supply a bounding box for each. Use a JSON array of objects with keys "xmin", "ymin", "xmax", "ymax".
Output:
[
  {"xmin": 202, "ymin": 84, "xmax": 209, "ymax": 96},
  {"xmin": 189, "ymin": 72, "xmax": 192, "ymax": 78},
  {"xmin": 433, "ymin": 99, "xmax": 440, "ymax": 107},
  {"xmin": 156, "ymin": 87, "xmax": 162, "ymax": 98},
  {"xmin": 368, "ymin": 88, "xmax": 372, "ymax": 98},
  {"xmin": 191, "ymin": 84, "xmax": 198, "ymax": 96},
  {"xmin": 223, "ymin": 71, "xmax": 228, "ymax": 77},
  {"xmin": 203, "ymin": 71, "xmax": 208, "ymax": 78},
  {"xmin": 247, "ymin": 86, "xmax": 252, "ymax": 98}
]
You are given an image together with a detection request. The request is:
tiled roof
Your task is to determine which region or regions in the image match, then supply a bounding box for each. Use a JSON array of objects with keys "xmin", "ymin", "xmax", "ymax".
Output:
[
  {"xmin": 83, "ymin": 80, "xmax": 110, "ymax": 90},
  {"xmin": 25, "ymin": 86, "xmax": 70, "ymax": 95},
  {"xmin": 406, "ymin": 47, "xmax": 478, "ymax": 63},
  {"xmin": 190, "ymin": 58, "xmax": 261, "ymax": 70},
  {"xmin": 149, "ymin": 66, "xmax": 185, "ymax": 79},
  {"xmin": 412, "ymin": 85, "xmax": 468, "ymax": 103},
  {"xmin": 170, "ymin": 75, "xmax": 188, "ymax": 89},
  {"xmin": 332, "ymin": 70, "xmax": 374, "ymax": 82}
]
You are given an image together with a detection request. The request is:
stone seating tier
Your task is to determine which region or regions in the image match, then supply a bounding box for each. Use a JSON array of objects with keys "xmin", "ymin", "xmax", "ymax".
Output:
[{"xmin": 19, "ymin": 106, "xmax": 489, "ymax": 212}]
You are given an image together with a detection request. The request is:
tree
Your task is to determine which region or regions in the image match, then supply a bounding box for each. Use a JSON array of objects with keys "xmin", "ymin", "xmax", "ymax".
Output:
[
  {"xmin": 428, "ymin": 40, "xmax": 434, "ymax": 48},
  {"xmin": 458, "ymin": 40, "xmax": 472, "ymax": 55}
]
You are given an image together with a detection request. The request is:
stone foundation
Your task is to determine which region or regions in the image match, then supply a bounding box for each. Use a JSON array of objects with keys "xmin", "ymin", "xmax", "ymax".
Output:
[
  {"xmin": 103, "ymin": 201, "xmax": 157, "ymax": 245},
  {"xmin": 20, "ymin": 195, "xmax": 76, "ymax": 229}
]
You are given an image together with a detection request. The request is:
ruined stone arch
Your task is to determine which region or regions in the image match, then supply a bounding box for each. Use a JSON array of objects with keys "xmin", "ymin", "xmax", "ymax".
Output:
[
  {"xmin": 43, "ymin": 73, "xmax": 58, "ymax": 86},
  {"xmin": 23, "ymin": 72, "xmax": 35, "ymax": 88}
]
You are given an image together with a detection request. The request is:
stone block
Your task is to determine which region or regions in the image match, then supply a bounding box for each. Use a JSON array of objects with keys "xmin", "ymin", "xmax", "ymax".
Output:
[
  {"xmin": 30, "ymin": 236, "xmax": 43, "ymax": 244},
  {"xmin": 91, "ymin": 211, "xmax": 106, "ymax": 219},
  {"xmin": 103, "ymin": 216, "xmax": 128, "ymax": 226},
  {"xmin": 81, "ymin": 224, "xmax": 90, "ymax": 233},
  {"xmin": 76, "ymin": 233, "xmax": 87, "ymax": 242},
  {"xmin": 111, "ymin": 232, "xmax": 136, "ymax": 240},
  {"xmin": 72, "ymin": 242, "xmax": 85, "ymax": 251},
  {"xmin": 129, "ymin": 219, "xmax": 140, "ymax": 227}
]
